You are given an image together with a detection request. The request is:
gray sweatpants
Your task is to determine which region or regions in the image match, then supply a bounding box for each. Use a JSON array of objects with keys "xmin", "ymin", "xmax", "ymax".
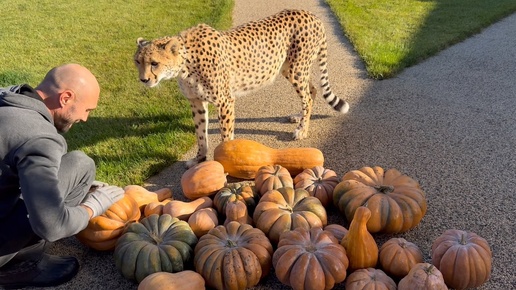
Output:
[{"xmin": 0, "ymin": 151, "xmax": 95, "ymax": 267}]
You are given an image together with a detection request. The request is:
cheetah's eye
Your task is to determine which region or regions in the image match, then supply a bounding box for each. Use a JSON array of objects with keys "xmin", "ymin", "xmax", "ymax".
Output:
[{"xmin": 150, "ymin": 61, "xmax": 159, "ymax": 67}]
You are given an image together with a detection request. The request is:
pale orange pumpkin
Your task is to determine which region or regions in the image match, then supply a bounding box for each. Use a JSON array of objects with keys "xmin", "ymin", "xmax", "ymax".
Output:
[
  {"xmin": 431, "ymin": 229, "xmax": 492, "ymax": 290},
  {"xmin": 254, "ymin": 164, "xmax": 294, "ymax": 196},
  {"xmin": 398, "ymin": 263, "xmax": 447, "ymax": 290},
  {"xmin": 273, "ymin": 227, "xmax": 349, "ymax": 290},
  {"xmin": 181, "ymin": 160, "xmax": 227, "ymax": 200},
  {"xmin": 137, "ymin": 270, "xmax": 205, "ymax": 290},
  {"xmin": 345, "ymin": 268, "xmax": 396, "ymax": 290},
  {"xmin": 294, "ymin": 166, "xmax": 339, "ymax": 207},
  {"xmin": 379, "ymin": 237, "xmax": 423, "ymax": 278}
]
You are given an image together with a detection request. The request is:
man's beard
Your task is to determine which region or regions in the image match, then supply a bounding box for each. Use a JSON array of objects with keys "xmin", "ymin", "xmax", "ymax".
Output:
[{"xmin": 55, "ymin": 105, "xmax": 76, "ymax": 133}]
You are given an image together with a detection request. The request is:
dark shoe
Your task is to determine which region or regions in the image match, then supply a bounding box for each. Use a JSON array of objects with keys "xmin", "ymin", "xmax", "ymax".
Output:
[{"xmin": 0, "ymin": 253, "xmax": 79, "ymax": 289}]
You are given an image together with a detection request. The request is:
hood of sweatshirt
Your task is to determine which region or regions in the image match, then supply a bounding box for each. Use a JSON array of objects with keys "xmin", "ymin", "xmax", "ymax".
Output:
[{"xmin": 0, "ymin": 84, "xmax": 54, "ymax": 124}]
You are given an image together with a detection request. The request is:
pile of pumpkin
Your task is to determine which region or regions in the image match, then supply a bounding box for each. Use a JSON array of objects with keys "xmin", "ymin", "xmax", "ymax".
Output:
[{"xmin": 75, "ymin": 139, "xmax": 493, "ymax": 290}]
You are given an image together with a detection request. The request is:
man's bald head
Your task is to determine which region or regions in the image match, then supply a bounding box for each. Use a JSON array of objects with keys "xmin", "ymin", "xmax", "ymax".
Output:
[{"xmin": 36, "ymin": 64, "xmax": 100, "ymax": 133}]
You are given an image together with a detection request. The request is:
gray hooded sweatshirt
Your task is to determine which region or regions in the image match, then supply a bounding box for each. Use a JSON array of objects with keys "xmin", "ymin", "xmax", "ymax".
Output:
[{"xmin": 0, "ymin": 84, "xmax": 89, "ymax": 242}]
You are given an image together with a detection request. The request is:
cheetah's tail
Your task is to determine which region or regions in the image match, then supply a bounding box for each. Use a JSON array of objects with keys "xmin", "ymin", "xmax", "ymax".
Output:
[{"xmin": 318, "ymin": 40, "xmax": 349, "ymax": 114}]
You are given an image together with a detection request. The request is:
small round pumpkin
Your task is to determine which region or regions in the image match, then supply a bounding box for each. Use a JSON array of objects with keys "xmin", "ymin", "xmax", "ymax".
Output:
[
  {"xmin": 379, "ymin": 237, "xmax": 424, "ymax": 278},
  {"xmin": 224, "ymin": 199, "xmax": 253, "ymax": 226},
  {"xmin": 323, "ymin": 224, "xmax": 348, "ymax": 243},
  {"xmin": 213, "ymin": 181, "xmax": 259, "ymax": 215},
  {"xmin": 76, "ymin": 194, "xmax": 140, "ymax": 251},
  {"xmin": 398, "ymin": 263, "xmax": 447, "ymax": 290},
  {"xmin": 345, "ymin": 268, "xmax": 396, "ymax": 290},
  {"xmin": 114, "ymin": 214, "xmax": 198, "ymax": 283},
  {"xmin": 431, "ymin": 229, "xmax": 492, "ymax": 290},
  {"xmin": 254, "ymin": 164, "xmax": 294, "ymax": 196},
  {"xmin": 137, "ymin": 270, "xmax": 205, "ymax": 290},
  {"xmin": 294, "ymin": 166, "xmax": 339, "ymax": 207},
  {"xmin": 187, "ymin": 208, "xmax": 219, "ymax": 238},
  {"xmin": 194, "ymin": 221, "xmax": 273, "ymax": 290},
  {"xmin": 333, "ymin": 166, "xmax": 427, "ymax": 234},
  {"xmin": 273, "ymin": 227, "xmax": 349, "ymax": 290},
  {"xmin": 253, "ymin": 187, "xmax": 327, "ymax": 244},
  {"xmin": 181, "ymin": 160, "xmax": 227, "ymax": 200}
]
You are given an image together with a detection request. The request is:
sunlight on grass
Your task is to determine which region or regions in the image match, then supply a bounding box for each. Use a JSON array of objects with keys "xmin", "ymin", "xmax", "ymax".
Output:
[{"xmin": 1, "ymin": 0, "xmax": 233, "ymax": 185}]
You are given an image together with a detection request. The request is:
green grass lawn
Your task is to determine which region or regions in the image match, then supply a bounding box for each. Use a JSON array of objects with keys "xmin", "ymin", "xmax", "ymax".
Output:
[
  {"xmin": 327, "ymin": 0, "xmax": 516, "ymax": 79},
  {"xmin": 0, "ymin": 0, "xmax": 233, "ymax": 185},
  {"xmin": 2, "ymin": 0, "xmax": 515, "ymax": 186}
]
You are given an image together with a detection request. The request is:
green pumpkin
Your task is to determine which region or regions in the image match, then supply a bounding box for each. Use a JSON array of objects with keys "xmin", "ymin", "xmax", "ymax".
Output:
[
  {"xmin": 213, "ymin": 181, "xmax": 259, "ymax": 215},
  {"xmin": 114, "ymin": 214, "xmax": 198, "ymax": 283}
]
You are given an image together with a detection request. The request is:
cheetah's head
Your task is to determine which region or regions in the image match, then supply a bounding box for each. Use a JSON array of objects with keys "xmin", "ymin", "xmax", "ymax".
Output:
[{"xmin": 134, "ymin": 36, "xmax": 186, "ymax": 87}]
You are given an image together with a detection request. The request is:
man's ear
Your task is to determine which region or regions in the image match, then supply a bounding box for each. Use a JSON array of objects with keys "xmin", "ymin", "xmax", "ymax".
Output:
[{"xmin": 59, "ymin": 90, "xmax": 74, "ymax": 107}]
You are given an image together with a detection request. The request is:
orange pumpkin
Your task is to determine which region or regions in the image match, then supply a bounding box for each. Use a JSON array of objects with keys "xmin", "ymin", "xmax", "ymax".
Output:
[
  {"xmin": 194, "ymin": 221, "xmax": 273, "ymax": 290},
  {"xmin": 76, "ymin": 194, "xmax": 140, "ymax": 251},
  {"xmin": 431, "ymin": 229, "xmax": 492, "ymax": 290},
  {"xmin": 294, "ymin": 166, "xmax": 339, "ymax": 207},
  {"xmin": 398, "ymin": 263, "xmax": 447, "ymax": 290},
  {"xmin": 143, "ymin": 198, "xmax": 173, "ymax": 217},
  {"xmin": 379, "ymin": 237, "xmax": 423, "ymax": 278},
  {"xmin": 137, "ymin": 270, "xmax": 205, "ymax": 290},
  {"xmin": 333, "ymin": 166, "xmax": 427, "ymax": 234},
  {"xmin": 273, "ymin": 227, "xmax": 349, "ymax": 290},
  {"xmin": 254, "ymin": 164, "xmax": 294, "ymax": 196},
  {"xmin": 123, "ymin": 185, "xmax": 173, "ymax": 214},
  {"xmin": 345, "ymin": 268, "xmax": 396, "ymax": 290},
  {"xmin": 181, "ymin": 160, "xmax": 227, "ymax": 200},
  {"xmin": 253, "ymin": 187, "xmax": 327, "ymax": 244},
  {"xmin": 224, "ymin": 200, "xmax": 253, "ymax": 226},
  {"xmin": 323, "ymin": 224, "xmax": 348, "ymax": 243}
]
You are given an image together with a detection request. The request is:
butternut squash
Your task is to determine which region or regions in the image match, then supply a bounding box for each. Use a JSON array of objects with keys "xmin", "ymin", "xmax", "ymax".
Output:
[
  {"xmin": 123, "ymin": 185, "xmax": 173, "ymax": 213},
  {"xmin": 213, "ymin": 139, "xmax": 324, "ymax": 179},
  {"xmin": 341, "ymin": 206, "xmax": 379, "ymax": 271},
  {"xmin": 181, "ymin": 160, "xmax": 227, "ymax": 200},
  {"xmin": 162, "ymin": 197, "xmax": 213, "ymax": 220},
  {"xmin": 188, "ymin": 208, "xmax": 219, "ymax": 238},
  {"xmin": 143, "ymin": 198, "xmax": 174, "ymax": 217}
]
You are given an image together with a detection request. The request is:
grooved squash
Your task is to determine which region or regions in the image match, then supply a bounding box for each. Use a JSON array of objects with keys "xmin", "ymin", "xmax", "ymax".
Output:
[{"xmin": 213, "ymin": 139, "xmax": 324, "ymax": 179}]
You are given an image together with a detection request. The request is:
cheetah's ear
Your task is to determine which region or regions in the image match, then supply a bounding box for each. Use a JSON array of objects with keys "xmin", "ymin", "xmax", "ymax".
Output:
[
  {"xmin": 164, "ymin": 37, "xmax": 182, "ymax": 56},
  {"xmin": 136, "ymin": 37, "xmax": 149, "ymax": 48}
]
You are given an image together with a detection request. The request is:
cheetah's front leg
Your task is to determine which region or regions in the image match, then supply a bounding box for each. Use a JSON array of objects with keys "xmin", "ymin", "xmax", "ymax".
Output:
[
  {"xmin": 217, "ymin": 97, "xmax": 235, "ymax": 141},
  {"xmin": 186, "ymin": 99, "xmax": 209, "ymax": 168}
]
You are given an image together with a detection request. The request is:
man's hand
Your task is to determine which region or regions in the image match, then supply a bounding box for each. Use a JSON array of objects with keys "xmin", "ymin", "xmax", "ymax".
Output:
[{"xmin": 82, "ymin": 185, "xmax": 125, "ymax": 218}]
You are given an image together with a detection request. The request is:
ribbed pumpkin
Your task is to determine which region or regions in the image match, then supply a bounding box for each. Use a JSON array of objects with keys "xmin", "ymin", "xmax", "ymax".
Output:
[
  {"xmin": 194, "ymin": 221, "xmax": 273, "ymax": 290},
  {"xmin": 294, "ymin": 166, "xmax": 339, "ymax": 207},
  {"xmin": 254, "ymin": 164, "xmax": 294, "ymax": 196},
  {"xmin": 137, "ymin": 270, "xmax": 206, "ymax": 290},
  {"xmin": 114, "ymin": 214, "xmax": 198, "ymax": 283},
  {"xmin": 345, "ymin": 268, "xmax": 397, "ymax": 290},
  {"xmin": 253, "ymin": 187, "xmax": 327, "ymax": 244},
  {"xmin": 181, "ymin": 160, "xmax": 227, "ymax": 200},
  {"xmin": 224, "ymin": 199, "xmax": 253, "ymax": 226},
  {"xmin": 398, "ymin": 263, "xmax": 447, "ymax": 290},
  {"xmin": 333, "ymin": 166, "xmax": 427, "ymax": 234},
  {"xmin": 431, "ymin": 229, "xmax": 492, "ymax": 290},
  {"xmin": 76, "ymin": 194, "xmax": 140, "ymax": 251},
  {"xmin": 213, "ymin": 181, "xmax": 259, "ymax": 215},
  {"xmin": 273, "ymin": 227, "xmax": 349, "ymax": 290},
  {"xmin": 324, "ymin": 224, "xmax": 348, "ymax": 243},
  {"xmin": 379, "ymin": 237, "xmax": 424, "ymax": 278},
  {"xmin": 341, "ymin": 206, "xmax": 378, "ymax": 271},
  {"xmin": 187, "ymin": 208, "xmax": 219, "ymax": 238}
]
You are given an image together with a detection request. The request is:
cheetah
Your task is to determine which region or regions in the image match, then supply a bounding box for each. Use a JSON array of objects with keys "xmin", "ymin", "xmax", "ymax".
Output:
[{"xmin": 134, "ymin": 9, "xmax": 349, "ymax": 168}]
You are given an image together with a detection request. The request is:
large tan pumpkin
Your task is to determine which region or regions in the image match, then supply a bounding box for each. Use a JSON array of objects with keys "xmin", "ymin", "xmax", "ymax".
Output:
[
  {"xmin": 273, "ymin": 227, "xmax": 349, "ymax": 290},
  {"xmin": 398, "ymin": 263, "xmax": 447, "ymax": 290},
  {"xmin": 253, "ymin": 187, "xmax": 327, "ymax": 244},
  {"xmin": 333, "ymin": 166, "xmax": 427, "ymax": 234},
  {"xmin": 137, "ymin": 270, "xmax": 205, "ymax": 290},
  {"xmin": 213, "ymin": 139, "xmax": 324, "ymax": 179},
  {"xmin": 294, "ymin": 166, "xmax": 339, "ymax": 207},
  {"xmin": 345, "ymin": 268, "xmax": 396, "ymax": 290},
  {"xmin": 181, "ymin": 160, "xmax": 227, "ymax": 199},
  {"xmin": 431, "ymin": 229, "xmax": 492, "ymax": 290},
  {"xmin": 76, "ymin": 194, "xmax": 140, "ymax": 251},
  {"xmin": 379, "ymin": 237, "xmax": 423, "ymax": 278},
  {"xmin": 194, "ymin": 221, "xmax": 273, "ymax": 290}
]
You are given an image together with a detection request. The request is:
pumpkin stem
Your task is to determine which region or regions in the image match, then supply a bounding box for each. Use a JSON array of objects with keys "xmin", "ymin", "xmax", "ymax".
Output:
[
  {"xmin": 226, "ymin": 239, "xmax": 238, "ymax": 248},
  {"xmin": 460, "ymin": 232, "xmax": 468, "ymax": 245},
  {"xmin": 374, "ymin": 185, "xmax": 395, "ymax": 194}
]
